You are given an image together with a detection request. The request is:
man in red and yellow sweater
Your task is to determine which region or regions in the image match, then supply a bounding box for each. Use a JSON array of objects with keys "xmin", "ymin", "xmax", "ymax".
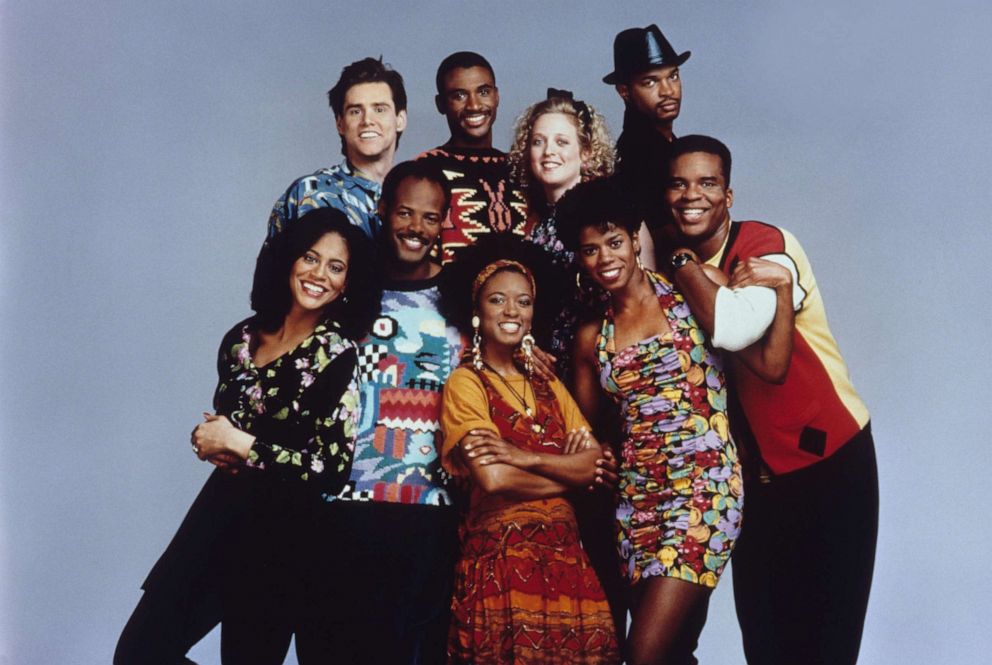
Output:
[{"xmin": 665, "ymin": 135, "xmax": 877, "ymax": 665}]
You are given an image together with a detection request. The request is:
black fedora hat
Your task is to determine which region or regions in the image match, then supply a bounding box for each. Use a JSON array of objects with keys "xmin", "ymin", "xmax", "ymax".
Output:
[{"xmin": 602, "ymin": 24, "xmax": 690, "ymax": 85}]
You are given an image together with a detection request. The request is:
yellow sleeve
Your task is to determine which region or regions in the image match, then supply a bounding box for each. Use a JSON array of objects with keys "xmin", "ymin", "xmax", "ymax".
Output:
[
  {"xmin": 548, "ymin": 379, "xmax": 591, "ymax": 432},
  {"xmin": 439, "ymin": 367, "xmax": 498, "ymax": 476}
]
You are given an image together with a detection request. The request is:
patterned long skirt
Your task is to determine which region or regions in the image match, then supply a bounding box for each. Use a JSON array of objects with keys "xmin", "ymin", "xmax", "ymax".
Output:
[{"xmin": 447, "ymin": 498, "xmax": 619, "ymax": 664}]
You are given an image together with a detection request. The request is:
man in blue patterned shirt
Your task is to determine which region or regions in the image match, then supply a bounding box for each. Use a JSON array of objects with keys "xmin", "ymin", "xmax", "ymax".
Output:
[
  {"xmin": 309, "ymin": 160, "xmax": 461, "ymax": 664},
  {"xmin": 267, "ymin": 56, "xmax": 408, "ymax": 240}
]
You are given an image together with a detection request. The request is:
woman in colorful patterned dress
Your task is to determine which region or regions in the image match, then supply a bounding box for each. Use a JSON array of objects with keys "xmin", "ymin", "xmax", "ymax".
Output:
[
  {"xmin": 557, "ymin": 178, "xmax": 743, "ymax": 665},
  {"xmin": 115, "ymin": 208, "xmax": 380, "ymax": 665},
  {"xmin": 508, "ymin": 88, "xmax": 614, "ymax": 381},
  {"xmin": 438, "ymin": 235, "xmax": 620, "ymax": 664}
]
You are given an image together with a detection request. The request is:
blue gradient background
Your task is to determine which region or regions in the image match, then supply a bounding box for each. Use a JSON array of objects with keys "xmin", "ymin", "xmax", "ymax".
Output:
[{"xmin": 2, "ymin": 1, "xmax": 989, "ymax": 662}]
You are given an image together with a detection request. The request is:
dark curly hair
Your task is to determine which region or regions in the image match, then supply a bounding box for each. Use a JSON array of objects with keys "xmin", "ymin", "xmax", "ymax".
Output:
[
  {"xmin": 251, "ymin": 208, "xmax": 382, "ymax": 340},
  {"xmin": 554, "ymin": 176, "xmax": 643, "ymax": 253},
  {"xmin": 439, "ymin": 233, "xmax": 564, "ymax": 352}
]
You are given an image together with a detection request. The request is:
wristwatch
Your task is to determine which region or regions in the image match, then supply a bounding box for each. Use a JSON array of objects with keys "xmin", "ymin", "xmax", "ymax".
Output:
[{"xmin": 670, "ymin": 251, "xmax": 696, "ymax": 270}]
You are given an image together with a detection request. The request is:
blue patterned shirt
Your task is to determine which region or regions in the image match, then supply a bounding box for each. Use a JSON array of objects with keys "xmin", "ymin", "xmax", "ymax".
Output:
[
  {"xmin": 268, "ymin": 161, "xmax": 382, "ymax": 240},
  {"xmin": 334, "ymin": 274, "xmax": 463, "ymax": 506}
]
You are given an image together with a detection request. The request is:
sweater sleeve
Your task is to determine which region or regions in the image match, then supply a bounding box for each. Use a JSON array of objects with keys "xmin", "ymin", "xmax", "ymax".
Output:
[{"xmin": 711, "ymin": 285, "xmax": 778, "ymax": 351}]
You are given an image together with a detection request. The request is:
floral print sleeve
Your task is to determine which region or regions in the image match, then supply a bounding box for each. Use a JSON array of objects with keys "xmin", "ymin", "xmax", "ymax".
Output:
[{"xmin": 213, "ymin": 318, "xmax": 360, "ymax": 497}]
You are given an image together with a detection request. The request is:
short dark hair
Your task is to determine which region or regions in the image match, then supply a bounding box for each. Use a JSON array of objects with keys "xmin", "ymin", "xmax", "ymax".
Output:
[
  {"xmin": 327, "ymin": 57, "xmax": 407, "ymax": 157},
  {"xmin": 438, "ymin": 233, "xmax": 564, "ymax": 352},
  {"xmin": 555, "ymin": 177, "xmax": 643, "ymax": 252},
  {"xmin": 251, "ymin": 208, "xmax": 382, "ymax": 339},
  {"xmin": 379, "ymin": 160, "xmax": 451, "ymax": 220},
  {"xmin": 328, "ymin": 56, "xmax": 407, "ymax": 117},
  {"xmin": 434, "ymin": 51, "xmax": 495, "ymax": 95},
  {"xmin": 669, "ymin": 134, "xmax": 733, "ymax": 185}
]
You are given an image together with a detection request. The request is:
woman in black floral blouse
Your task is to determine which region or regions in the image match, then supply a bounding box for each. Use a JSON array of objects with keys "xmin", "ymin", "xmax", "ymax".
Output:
[{"xmin": 115, "ymin": 208, "xmax": 380, "ymax": 665}]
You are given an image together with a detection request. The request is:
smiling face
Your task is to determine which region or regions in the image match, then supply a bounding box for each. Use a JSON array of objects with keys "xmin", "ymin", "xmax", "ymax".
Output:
[
  {"xmin": 666, "ymin": 151, "xmax": 733, "ymax": 260},
  {"xmin": 475, "ymin": 270, "xmax": 534, "ymax": 353},
  {"xmin": 576, "ymin": 223, "xmax": 642, "ymax": 293},
  {"xmin": 289, "ymin": 231, "xmax": 349, "ymax": 315},
  {"xmin": 528, "ymin": 112, "xmax": 587, "ymax": 204},
  {"xmin": 618, "ymin": 64, "xmax": 682, "ymax": 132},
  {"xmin": 382, "ymin": 176, "xmax": 446, "ymax": 275},
  {"xmin": 436, "ymin": 66, "xmax": 499, "ymax": 148},
  {"xmin": 335, "ymin": 81, "xmax": 407, "ymax": 165}
]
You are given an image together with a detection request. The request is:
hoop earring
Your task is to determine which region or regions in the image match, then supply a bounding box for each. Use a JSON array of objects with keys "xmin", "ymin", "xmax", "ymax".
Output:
[
  {"xmin": 521, "ymin": 332, "xmax": 535, "ymax": 376},
  {"xmin": 471, "ymin": 315, "xmax": 483, "ymax": 371},
  {"xmin": 575, "ymin": 271, "xmax": 582, "ymax": 290}
]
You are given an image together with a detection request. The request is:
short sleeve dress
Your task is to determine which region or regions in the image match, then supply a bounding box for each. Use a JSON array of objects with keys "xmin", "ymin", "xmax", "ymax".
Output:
[
  {"xmin": 596, "ymin": 271, "xmax": 743, "ymax": 588},
  {"xmin": 440, "ymin": 367, "xmax": 619, "ymax": 664}
]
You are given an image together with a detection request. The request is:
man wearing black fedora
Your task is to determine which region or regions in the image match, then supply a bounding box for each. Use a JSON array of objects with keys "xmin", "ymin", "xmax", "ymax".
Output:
[{"xmin": 605, "ymin": 24, "xmax": 691, "ymax": 257}]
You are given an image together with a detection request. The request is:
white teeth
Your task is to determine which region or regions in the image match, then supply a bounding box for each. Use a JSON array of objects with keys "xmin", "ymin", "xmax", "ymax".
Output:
[
  {"xmin": 401, "ymin": 237, "xmax": 424, "ymax": 249},
  {"xmin": 600, "ymin": 268, "xmax": 621, "ymax": 279},
  {"xmin": 681, "ymin": 208, "xmax": 705, "ymax": 218},
  {"xmin": 359, "ymin": 131, "xmax": 379, "ymax": 139},
  {"xmin": 302, "ymin": 282, "xmax": 327, "ymax": 296},
  {"xmin": 498, "ymin": 322, "xmax": 521, "ymax": 333}
]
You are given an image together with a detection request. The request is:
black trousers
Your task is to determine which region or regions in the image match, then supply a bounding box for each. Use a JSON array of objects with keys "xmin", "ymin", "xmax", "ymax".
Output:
[
  {"xmin": 115, "ymin": 472, "xmax": 459, "ymax": 665},
  {"xmin": 732, "ymin": 424, "xmax": 878, "ymax": 665}
]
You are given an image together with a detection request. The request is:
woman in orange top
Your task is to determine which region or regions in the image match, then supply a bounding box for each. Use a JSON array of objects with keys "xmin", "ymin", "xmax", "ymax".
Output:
[{"xmin": 439, "ymin": 236, "xmax": 619, "ymax": 664}]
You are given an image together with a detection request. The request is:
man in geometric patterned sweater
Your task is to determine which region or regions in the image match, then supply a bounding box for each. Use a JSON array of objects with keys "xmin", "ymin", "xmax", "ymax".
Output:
[
  {"xmin": 327, "ymin": 160, "xmax": 462, "ymax": 664},
  {"xmin": 267, "ymin": 56, "xmax": 408, "ymax": 242},
  {"xmin": 665, "ymin": 135, "xmax": 878, "ymax": 665},
  {"xmin": 417, "ymin": 51, "xmax": 529, "ymax": 263}
]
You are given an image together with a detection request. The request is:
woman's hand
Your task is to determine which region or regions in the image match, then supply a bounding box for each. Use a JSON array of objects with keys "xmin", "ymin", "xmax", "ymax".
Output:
[
  {"xmin": 563, "ymin": 427, "xmax": 595, "ymax": 454},
  {"xmin": 191, "ymin": 413, "xmax": 255, "ymax": 463},
  {"xmin": 461, "ymin": 429, "xmax": 538, "ymax": 470},
  {"xmin": 590, "ymin": 447, "xmax": 619, "ymax": 491},
  {"xmin": 729, "ymin": 257, "xmax": 793, "ymax": 291}
]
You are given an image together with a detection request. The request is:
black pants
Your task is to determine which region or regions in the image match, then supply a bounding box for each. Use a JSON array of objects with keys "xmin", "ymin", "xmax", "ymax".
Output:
[
  {"xmin": 116, "ymin": 473, "xmax": 458, "ymax": 665},
  {"xmin": 295, "ymin": 501, "xmax": 460, "ymax": 665},
  {"xmin": 732, "ymin": 424, "xmax": 878, "ymax": 665}
]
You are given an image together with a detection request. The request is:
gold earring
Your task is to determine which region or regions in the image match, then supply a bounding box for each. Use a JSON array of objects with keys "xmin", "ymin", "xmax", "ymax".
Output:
[
  {"xmin": 471, "ymin": 315, "xmax": 483, "ymax": 371},
  {"xmin": 521, "ymin": 332, "xmax": 535, "ymax": 376}
]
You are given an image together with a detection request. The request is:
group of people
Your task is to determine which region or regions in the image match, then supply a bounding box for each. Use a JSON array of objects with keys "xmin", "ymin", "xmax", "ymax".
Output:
[{"xmin": 115, "ymin": 23, "xmax": 879, "ymax": 665}]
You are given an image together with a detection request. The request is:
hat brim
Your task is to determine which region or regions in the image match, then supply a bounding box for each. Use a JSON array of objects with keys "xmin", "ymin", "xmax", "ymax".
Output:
[{"xmin": 602, "ymin": 50, "xmax": 691, "ymax": 85}]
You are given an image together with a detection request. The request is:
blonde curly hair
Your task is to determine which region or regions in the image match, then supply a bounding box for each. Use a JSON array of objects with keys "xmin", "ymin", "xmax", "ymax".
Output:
[{"xmin": 508, "ymin": 95, "xmax": 615, "ymax": 200}]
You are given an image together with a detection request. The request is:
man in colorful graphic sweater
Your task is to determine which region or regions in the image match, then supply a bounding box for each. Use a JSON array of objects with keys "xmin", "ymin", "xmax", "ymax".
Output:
[
  {"xmin": 327, "ymin": 160, "xmax": 462, "ymax": 664},
  {"xmin": 267, "ymin": 56, "xmax": 408, "ymax": 241},
  {"xmin": 665, "ymin": 135, "xmax": 878, "ymax": 665},
  {"xmin": 417, "ymin": 51, "xmax": 528, "ymax": 263}
]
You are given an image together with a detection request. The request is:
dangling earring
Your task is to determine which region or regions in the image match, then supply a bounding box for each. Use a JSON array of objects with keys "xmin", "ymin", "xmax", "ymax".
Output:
[
  {"xmin": 521, "ymin": 332, "xmax": 536, "ymax": 376},
  {"xmin": 471, "ymin": 315, "xmax": 483, "ymax": 371},
  {"xmin": 575, "ymin": 270, "xmax": 582, "ymax": 290}
]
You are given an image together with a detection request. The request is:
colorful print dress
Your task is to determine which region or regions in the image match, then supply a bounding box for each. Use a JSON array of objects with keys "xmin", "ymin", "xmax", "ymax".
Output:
[
  {"xmin": 596, "ymin": 271, "xmax": 743, "ymax": 588},
  {"xmin": 441, "ymin": 368, "xmax": 619, "ymax": 664}
]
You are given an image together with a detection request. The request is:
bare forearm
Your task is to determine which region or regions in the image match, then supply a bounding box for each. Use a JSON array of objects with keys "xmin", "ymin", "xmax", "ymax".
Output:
[
  {"xmin": 735, "ymin": 284, "xmax": 795, "ymax": 383},
  {"xmin": 475, "ymin": 463, "xmax": 569, "ymax": 499},
  {"xmin": 529, "ymin": 449, "xmax": 600, "ymax": 487},
  {"xmin": 672, "ymin": 262, "xmax": 720, "ymax": 334}
]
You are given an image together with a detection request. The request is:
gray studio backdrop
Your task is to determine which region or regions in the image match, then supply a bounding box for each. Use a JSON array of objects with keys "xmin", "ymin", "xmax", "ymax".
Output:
[{"xmin": 2, "ymin": 0, "xmax": 989, "ymax": 663}]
